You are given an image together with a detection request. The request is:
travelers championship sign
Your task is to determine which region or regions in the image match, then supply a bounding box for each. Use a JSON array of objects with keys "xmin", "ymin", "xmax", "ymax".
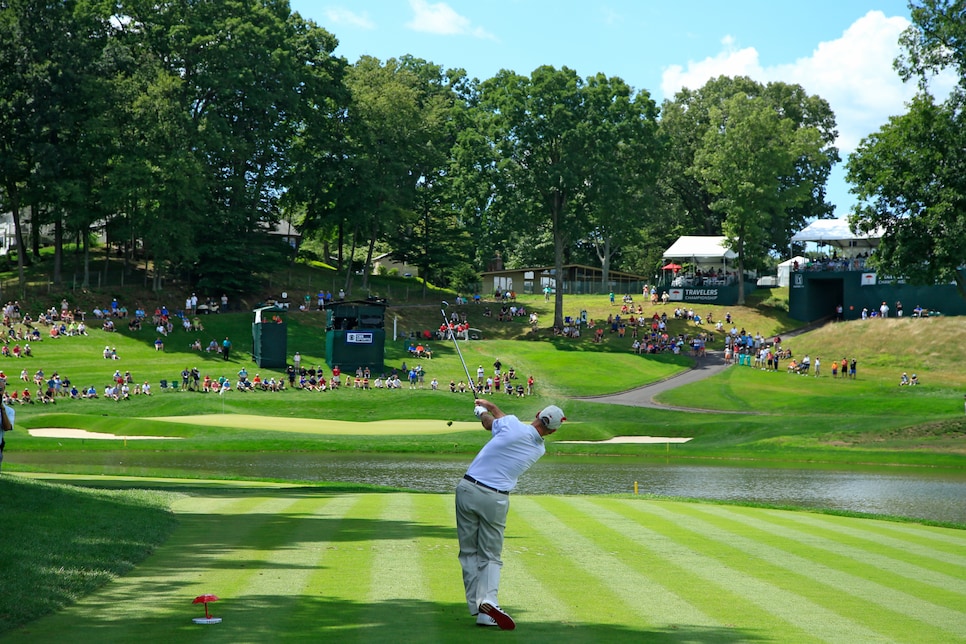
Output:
[
  {"xmin": 668, "ymin": 287, "xmax": 720, "ymax": 302},
  {"xmin": 665, "ymin": 283, "xmax": 748, "ymax": 305},
  {"xmin": 345, "ymin": 332, "xmax": 374, "ymax": 344}
]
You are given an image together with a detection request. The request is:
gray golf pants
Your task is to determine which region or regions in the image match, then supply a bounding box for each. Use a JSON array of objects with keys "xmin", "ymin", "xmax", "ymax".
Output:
[{"xmin": 455, "ymin": 478, "xmax": 509, "ymax": 614}]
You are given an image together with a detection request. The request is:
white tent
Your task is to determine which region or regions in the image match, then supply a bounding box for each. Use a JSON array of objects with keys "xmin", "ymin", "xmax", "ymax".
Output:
[
  {"xmin": 777, "ymin": 256, "xmax": 806, "ymax": 287},
  {"xmin": 662, "ymin": 236, "xmax": 737, "ymax": 263},
  {"xmin": 790, "ymin": 219, "xmax": 881, "ymax": 253}
]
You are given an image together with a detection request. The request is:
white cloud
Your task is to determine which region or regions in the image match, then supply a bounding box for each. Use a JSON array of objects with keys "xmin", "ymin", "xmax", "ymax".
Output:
[
  {"xmin": 660, "ymin": 11, "xmax": 919, "ymax": 154},
  {"xmin": 323, "ymin": 7, "xmax": 375, "ymax": 30},
  {"xmin": 406, "ymin": 0, "xmax": 495, "ymax": 39}
]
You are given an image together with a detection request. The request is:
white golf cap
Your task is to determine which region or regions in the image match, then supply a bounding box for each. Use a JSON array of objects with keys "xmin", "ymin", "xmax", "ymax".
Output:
[{"xmin": 537, "ymin": 405, "xmax": 566, "ymax": 430}]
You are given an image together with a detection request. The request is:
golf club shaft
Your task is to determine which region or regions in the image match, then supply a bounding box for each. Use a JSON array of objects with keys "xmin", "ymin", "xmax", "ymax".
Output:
[{"xmin": 440, "ymin": 305, "xmax": 476, "ymax": 394}]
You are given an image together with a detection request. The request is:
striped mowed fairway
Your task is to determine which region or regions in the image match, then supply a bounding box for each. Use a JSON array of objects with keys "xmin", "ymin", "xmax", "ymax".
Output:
[{"xmin": 6, "ymin": 484, "xmax": 965, "ymax": 644}]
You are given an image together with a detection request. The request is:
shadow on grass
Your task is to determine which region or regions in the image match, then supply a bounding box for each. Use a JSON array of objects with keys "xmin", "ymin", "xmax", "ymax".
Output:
[{"xmin": 7, "ymin": 595, "xmax": 767, "ymax": 643}]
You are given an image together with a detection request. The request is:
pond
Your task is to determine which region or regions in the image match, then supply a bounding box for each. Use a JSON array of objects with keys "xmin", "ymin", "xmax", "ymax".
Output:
[{"xmin": 12, "ymin": 451, "xmax": 966, "ymax": 524}]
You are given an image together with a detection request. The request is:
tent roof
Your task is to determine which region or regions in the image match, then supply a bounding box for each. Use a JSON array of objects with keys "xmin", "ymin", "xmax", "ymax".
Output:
[
  {"xmin": 778, "ymin": 256, "xmax": 807, "ymax": 267},
  {"xmin": 662, "ymin": 236, "xmax": 736, "ymax": 261},
  {"xmin": 791, "ymin": 219, "xmax": 881, "ymax": 249}
]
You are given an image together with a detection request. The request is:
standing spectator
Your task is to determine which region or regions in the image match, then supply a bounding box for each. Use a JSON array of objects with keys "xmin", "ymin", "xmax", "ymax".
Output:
[
  {"xmin": 895, "ymin": 300, "xmax": 903, "ymax": 317},
  {"xmin": 222, "ymin": 336, "xmax": 231, "ymax": 361},
  {"xmin": 879, "ymin": 301, "xmax": 889, "ymax": 318},
  {"xmin": 293, "ymin": 352, "xmax": 302, "ymax": 373},
  {"xmin": 849, "ymin": 358, "xmax": 857, "ymax": 380},
  {"xmin": 0, "ymin": 385, "xmax": 13, "ymax": 474},
  {"xmin": 220, "ymin": 294, "xmax": 229, "ymax": 312},
  {"xmin": 814, "ymin": 357, "xmax": 821, "ymax": 378}
]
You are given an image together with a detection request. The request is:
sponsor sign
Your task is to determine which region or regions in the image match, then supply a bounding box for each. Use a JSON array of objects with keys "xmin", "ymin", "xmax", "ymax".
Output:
[
  {"xmin": 792, "ymin": 273, "xmax": 805, "ymax": 289},
  {"xmin": 684, "ymin": 288, "xmax": 719, "ymax": 302},
  {"xmin": 860, "ymin": 273, "xmax": 876, "ymax": 286},
  {"xmin": 346, "ymin": 332, "xmax": 374, "ymax": 344},
  {"xmin": 668, "ymin": 288, "xmax": 684, "ymax": 301}
]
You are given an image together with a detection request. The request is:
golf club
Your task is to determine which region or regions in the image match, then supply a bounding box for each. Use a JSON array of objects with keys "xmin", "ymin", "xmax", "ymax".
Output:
[{"xmin": 440, "ymin": 301, "xmax": 476, "ymax": 394}]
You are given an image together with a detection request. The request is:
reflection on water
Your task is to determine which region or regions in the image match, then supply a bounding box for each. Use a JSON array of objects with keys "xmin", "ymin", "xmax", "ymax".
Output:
[{"xmin": 12, "ymin": 451, "xmax": 966, "ymax": 524}]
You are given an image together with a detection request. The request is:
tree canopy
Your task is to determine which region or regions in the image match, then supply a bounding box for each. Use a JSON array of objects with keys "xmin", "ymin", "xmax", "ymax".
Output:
[
  {"xmin": 849, "ymin": 0, "xmax": 966, "ymax": 299},
  {"xmin": 0, "ymin": 1, "xmax": 870, "ymax": 302}
]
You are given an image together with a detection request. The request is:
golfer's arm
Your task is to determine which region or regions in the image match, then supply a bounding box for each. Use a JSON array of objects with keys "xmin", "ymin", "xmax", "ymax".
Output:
[{"xmin": 474, "ymin": 398, "xmax": 504, "ymax": 431}]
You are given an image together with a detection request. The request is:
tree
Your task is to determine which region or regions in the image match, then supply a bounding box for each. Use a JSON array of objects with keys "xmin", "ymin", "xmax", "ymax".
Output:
[
  {"xmin": 846, "ymin": 0, "xmax": 966, "ymax": 300},
  {"xmin": 0, "ymin": 0, "xmax": 113, "ymax": 290},
  {"xmin": 477, "ymin": 66, "xmax": 660, "ymax": 327},
  {"xmin": 694, "ymin": 93, "xmax": 825, "ymax": 303},
  {"xmin": 847, "ymin": 93, "xmax": 966, "ymax": 298},
  {"xmin": 580, "ymin": 73, "xmax": 661, "ymax": 288},
  {"xmin": 660, "ymin": 76, "xmax": 838, "ymax": 269}
]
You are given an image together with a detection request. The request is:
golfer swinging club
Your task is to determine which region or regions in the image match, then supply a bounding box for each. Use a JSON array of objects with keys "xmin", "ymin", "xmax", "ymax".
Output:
[{"xmin": 456, "ymin": 397, "xmax": 566, "ymax": 629}]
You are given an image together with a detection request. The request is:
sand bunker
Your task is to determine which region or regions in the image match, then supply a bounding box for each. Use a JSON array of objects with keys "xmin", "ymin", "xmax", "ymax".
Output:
[
  {"xmin": 557, "ymin": 436, "xmax": 692, "ymax": 444},
  {"xmin": 29, "ymin": 428, "xmax": 182, "ymax": 440}
]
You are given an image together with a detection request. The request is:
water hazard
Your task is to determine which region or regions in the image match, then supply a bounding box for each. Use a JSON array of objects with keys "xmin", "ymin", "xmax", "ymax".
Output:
[{"xmin": 13, "ymin": 451, "xmax": 966, "ymax": 524}]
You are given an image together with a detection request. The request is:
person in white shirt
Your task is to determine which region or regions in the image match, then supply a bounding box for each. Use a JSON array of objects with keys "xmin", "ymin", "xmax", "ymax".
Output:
[{"xmin": 455, "ymin": 399, "xmax": 565, "ymax": 630}]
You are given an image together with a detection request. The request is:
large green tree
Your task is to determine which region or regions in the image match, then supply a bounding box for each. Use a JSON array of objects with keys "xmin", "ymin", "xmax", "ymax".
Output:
[
  {"xmin": 847, "ymin": 0, "xmax": 966, "ymax": 299},
  {"xmin": 476, "ymin": 66, "xmax": 660, "ymax": 327},
  {"xmin": 0, "ymin": 0, "xmax": 113, "ymax": 290},
  {"xmin": 848, "ymin": 93, "xmax": 966, "ymax": 298},
  {"xmin": 660, "ymin": 76, "xmax": 838, "ymax": 270},
  {"xmin": 695, "ymin": 93, "xmax": 826, "ymax": 303},
  {"xmin": 112, "ymin": 0, "xmax": 342, "ymax": 292}
]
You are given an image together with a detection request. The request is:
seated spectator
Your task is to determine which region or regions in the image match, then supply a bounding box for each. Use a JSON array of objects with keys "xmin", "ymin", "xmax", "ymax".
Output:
[
  {"xmin": 911, "ymin": 374, "xmax": 919, "ymax": 385},
  {"xmin": 155, "ymin": 337, "xmax": 164, "ymax": 351},
  {"xmin": 899, "ymin": 372, "xmax": 910, "ymax": 386}
]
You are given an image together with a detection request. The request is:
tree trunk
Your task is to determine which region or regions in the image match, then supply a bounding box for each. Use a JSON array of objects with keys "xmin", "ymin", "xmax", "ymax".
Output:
[
  {"xmin": 8, "ymin": 186, "xmax": 27, "ymax": 292},
  {"xmin": 29, "ymin": 203, "xmax": 40, "ymax": 259},
  {"xmin": 82, "ymin": 232, "xmax": 91, "ymax": 289},
  {"xmin": 598, "ymin": 236, "xmax": 612, "ymax": 291},
  {"xmin": 53, "ymin": 218, "xmax": 63, "ymax": 285},
  {"xmin": 361, "ymin": 220, "xmax": 378, "ymax": 292},
  {"xmin": 736, "ymin": 236, "xmax": 746, "ymax": 305},
  {"xmin": 343, "ymin": 221, "xmax": 358, "ymax": 295},
  {"xmin": 551, "ymin": 191, "xmax": 567, "ymax": 329},
  {"xmin": 336, "ymin": 220, "xmax": 344, "ymax": 271},
  {"xmin": 152, "ymin": 254, "xmax": 163, "ymax": 291}
]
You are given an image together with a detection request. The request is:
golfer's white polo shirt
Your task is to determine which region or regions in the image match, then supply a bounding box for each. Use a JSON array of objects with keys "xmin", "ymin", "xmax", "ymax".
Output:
[{"xmin": 465, "ymin": 415, "xmax": 545, "ymax": 492}]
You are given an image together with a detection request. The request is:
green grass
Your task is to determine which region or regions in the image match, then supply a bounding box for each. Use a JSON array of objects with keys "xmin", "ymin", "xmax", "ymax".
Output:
[
  {"xmin": 2, "ymin": 262, "xmax": 966, "ymax": 641},
  {"xmin": 2, "ymin": 475, "xmax": 964, "ymax": 643}
]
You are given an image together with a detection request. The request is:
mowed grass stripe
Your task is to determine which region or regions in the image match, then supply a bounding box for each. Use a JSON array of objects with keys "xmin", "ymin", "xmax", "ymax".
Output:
[
  {"xmin": 305, "ymin": 493, "xmax": 387, "ymax": 641},
  {"xmin": 542, "ymin": 497, "xmax": 813, "ymax": 640},
  {"xmin": 647, "ymin": 501, "xmax": 961, "ymax": 642},
  {"xmin": 262, "ymin": 492, "xmax": 369, "ymax": 639},
  {"xmin": 413, "ymin": 493, "xmax": 468, "ymax": 623},
  {"xmin": 603, "ymin": 498, "xmax": 891, "ymax": 643},
  {"xmin": 361, "ymin": 493, "xmax": 442, "ymax": 641},
  {"xmin": 512, "ymin": 496, "xmax": 720, "ymax": 629},
  {"xmin": 694, "ymin": 504, "xmax": 966, "ymax": 606},
  {"xmin": 761, "ymin": 508, "xmax": 966, "ymax": 564}
]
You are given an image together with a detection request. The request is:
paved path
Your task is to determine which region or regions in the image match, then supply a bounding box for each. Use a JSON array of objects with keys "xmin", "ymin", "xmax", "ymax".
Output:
[
  {"xmin": 574, "ymin": 350, "xmax": 736, "ymax": 411},
  {"xmin": 578, "ymin": 321, "xmax": 826, "ymax": 411}
]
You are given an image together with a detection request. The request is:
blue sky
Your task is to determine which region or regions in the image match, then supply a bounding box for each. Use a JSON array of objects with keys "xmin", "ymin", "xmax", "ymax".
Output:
[{"xmin": 291, "ymin": 1, "xmax": 927, "ymax": 218}]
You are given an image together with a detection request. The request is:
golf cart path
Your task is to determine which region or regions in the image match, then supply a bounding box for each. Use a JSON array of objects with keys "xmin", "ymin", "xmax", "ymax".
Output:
[
  {"xmin": 574, "ymin": 349, "xmax": 740, "ymax": 412},
  {"xmin": 577, "ymin": 322, "xmax": 822, "ymax": 412}
]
